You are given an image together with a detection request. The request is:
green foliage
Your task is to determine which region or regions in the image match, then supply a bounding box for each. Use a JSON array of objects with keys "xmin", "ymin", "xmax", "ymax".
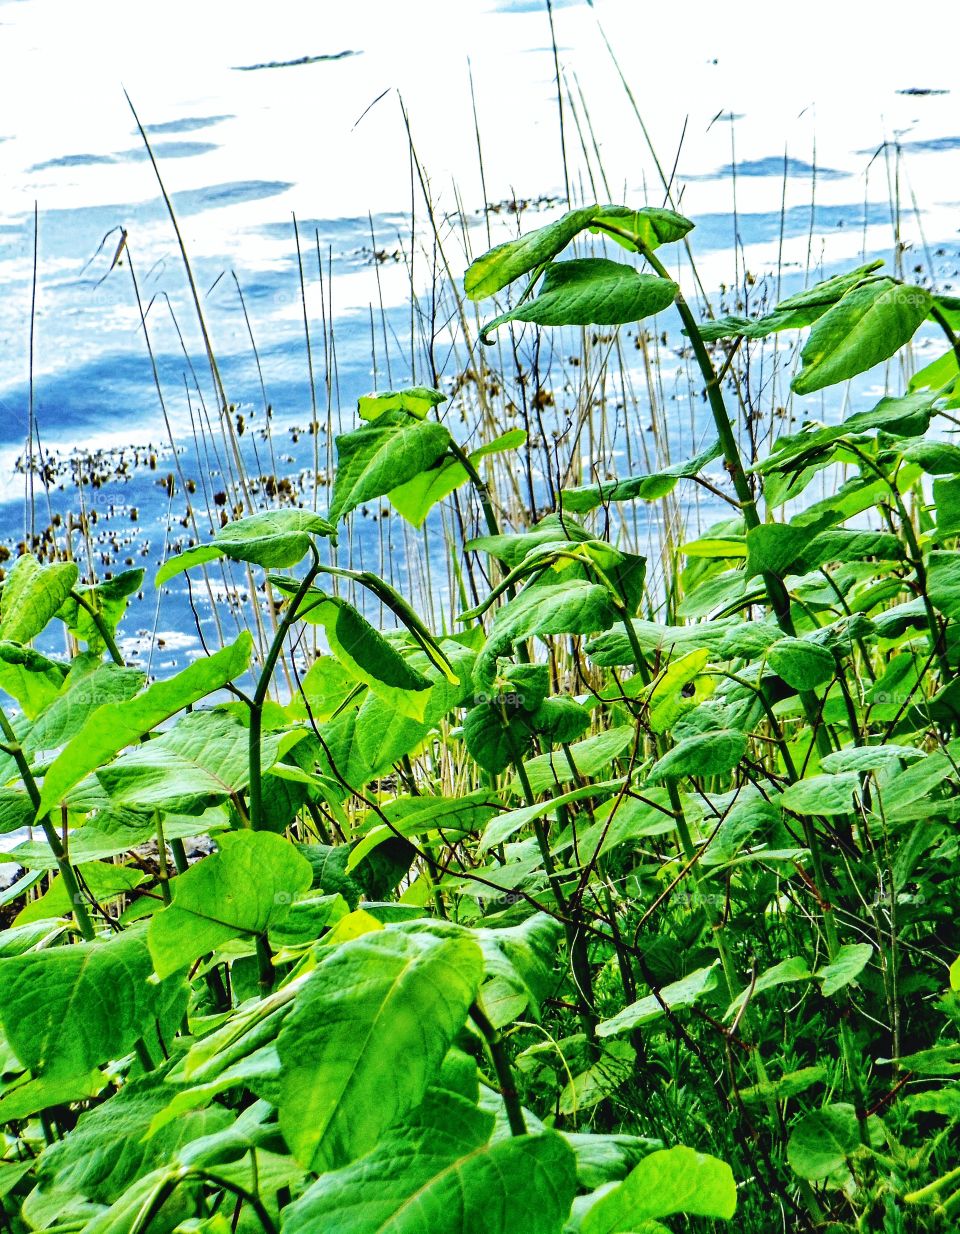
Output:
[{"xmin": 1, "ymin": 193, "xmax": 957, "ymax": 1234}]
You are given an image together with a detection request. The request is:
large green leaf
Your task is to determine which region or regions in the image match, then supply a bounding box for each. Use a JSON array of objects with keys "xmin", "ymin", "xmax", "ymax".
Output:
[
  {"xmin": 25, "ymin": 661, "xmax": 145, "ymax": 756},
  {"xmin": 295, "ymin": 591, "xmax": 433, "ymax": 719},
  {"xmin": 464, "ymin": 204, "xmax": 600, "ymax": 300},
  {"xmin": 597, "ymin": 964, "xmax": 720, "ymax": 1037},
  {"xmin": 36, "ymin": 1072, "xmax": 231, "ymax": 1204},
  {"xmin": 329, "ymin": 412, "xmax": 453, "ymax": 523},
  {"xmin": 156, "ymin": 510, "xmax": 336, "ymax": 585},
  {"xmin": 97, "ymin": 709, "xmax": 302, "ymax": 814},
  {"xmin": 472, "ymin": 913, "xmax": 564, "ymax": 1027},
  {"xmin": 284, "ymin": 1088, "xmax": 578, "ymax": 1234},
  {"xmin": 36, "ymin": 634, "xmax": 252, "ymax": 816},
  {"xmin": 481, "ymin": 259, "xmax": 677, "ymax": 341},
  {"xmin": 787, "ymin": 1103, "xmax": 875, "ymax": 1180},
  {"xmin": 767, "ymin": 638, "xmax": 835, "ymax": 690},
  {"xmin": 57, "ymin": 568, "xmax": 143, "ymax": 653},
  {"xmin": 148, "ymin": 831, "xmax": 312, "ymax": 978},
  {"xmin": 817, "ymin": 943, "xmax": 873, "ymax": 997},
  {"xmin": 358, "ymin": 386, "xmax": 447, "ymax": 421},
  {"xmin": 647, "ymin": 730, "xmax": 747, "ymax": 782},
  {"xmin": 0, "ymin": 553, "xmax": 78, "ymax": 644},
  {"xmin": 389, "ymin": 429, "xmax": 526, "ymax": 528},
  {"xmin": 581, "ymin": 1145, "xmax": 737, "ymax": 1232},
  {"xmin": 277, "ymin": 925, "xmax": 483, "ymax": 1170},
  {"xmin": 792, "ymin": 279, "xmax": 931, "ymax": 394},
  {"xmin": 0, "ymin": 928, "xmax": 169, "ymax": 1080}
]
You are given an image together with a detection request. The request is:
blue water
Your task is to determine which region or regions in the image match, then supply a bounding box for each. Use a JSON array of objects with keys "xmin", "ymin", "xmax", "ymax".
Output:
[{"xmin": 1, "ymin": 0, "xmax": 958, "ymax": 673}]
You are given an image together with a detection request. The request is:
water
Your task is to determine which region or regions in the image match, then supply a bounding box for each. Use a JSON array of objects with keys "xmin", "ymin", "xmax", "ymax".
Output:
[{"xmin": 0, "ymin": 0, "xmax": 958, "ymax": 674}]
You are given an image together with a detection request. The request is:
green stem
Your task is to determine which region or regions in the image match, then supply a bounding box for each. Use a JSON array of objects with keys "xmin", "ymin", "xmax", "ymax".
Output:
[
  {"xmin": 470, "ymin": 1002, "xmax": 527, "ymax": 1136},
  {"xmin": 248, "ymin": 553, "xmax": 321, "ymax": 831},
  {"xmin": 0, "ymin": 706, "xmax": 95, "ymax": 941},
  {"xmin": 633, "ymin": 240, "xmax": 835, "ymax": 758}
]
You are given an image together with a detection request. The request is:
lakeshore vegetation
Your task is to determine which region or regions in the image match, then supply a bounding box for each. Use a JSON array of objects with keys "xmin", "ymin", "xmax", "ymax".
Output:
[{"xmin": 0, "ymin": 196, "xmax": 959, "ymax": 1234}]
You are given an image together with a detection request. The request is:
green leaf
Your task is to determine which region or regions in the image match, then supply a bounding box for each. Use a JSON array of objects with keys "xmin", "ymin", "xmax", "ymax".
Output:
[
  {"xmin": 97, "ymin": 709, "xmax": 302, "ymax": 814},
  {"xmin": 767, "ymin": 638, "xmax": 835, "ymax": 690},
  {"xmin": 481, "ymin": 259, "xmax": 677, "ymax": 341},
  {"xmin": 648, "ymin": 730, "xmax": 747, "ymax": 782},
  {"xmin": 0, "ymin": 553, "xmax": 78, "ymax": 644},
  {"xmin": 358, "ymin": 385, "xmax": 446, "ymax": 421},
  {"xmin": 475, "ymin": 577, "xmax": 617, "ymax": 691},
  {"xmin": 817, "ymin": 943, "xmax": 873, "ymax": 996},
  {"xmin": 928, "ymin": 550, "xmax": 960, "ymax": 618},
  {"xmin": 284, "ymin": 1088, "xmax": 577, "ymax": 1234},
  {"xmin": 36, "ymin": 1072, "xmax": 231, "ymax": 1204},
  {"xmin": 472, "ymin": 913, "xmax": 564, "ymax": 1027},
  {"xmin": 216, "ymin": 508, "xmax": 335, "ymax": 567},
  {"xmin": 295, "ymin": 591, "xmax": 433, "ymax": 719},
  {"xmin": 148, "ymin": 831, "xmax": 312, "ymax": 978},
  {"xmin": 36, "ymin": 634, "xmax": 253, "ymax": 816},
  {"xmin": 696, "ymin": 262, "xmax": 885, "ymax": 342},
  {"xmin": 464, "ymin": 204, "xmax": 600, "ymax": 300},
  {"xmin": 155, "ymin": 543, "xmax": 224, "ymax": 587},
  {"xmin": 277, "ymin": 925, "xmax": 484, "ymax": 1170},
  {"xmin": 581, "ymin": 1145, "xmax": 737, "ymax": 1232},
  {"xmin": 57, "ymin": 569, "xmax": 143, "ymax": 652},
  {"xmin": 329, "ymin": 413, "xmax": 453, "ymax": 523},
  {"xmin": 389, "ymin": 429, "xmax": 527, "ymax": 528},
  {"xmin": 739, "ymin": 1065, "xmax": 828, "ymax": 1107},
  {"xmin": 0, "ymin": 928, "xmax": 169, "ymax": 1080},
  {"xmin": 516, "ymin": 725, "xmax": 634, "ymax": 796},
  {"xmin": 15, "ymin": 861, "xmax": 145, "ymax": 926},
  {"xmin": 781, "ymin": 772, "xmax": 859, "ymax": 816},
  {"xmin": 724, "ymin": 956, "xmax": 812, "ymax": 1021},
  {"xmin": 788, "ymin": 1103, "xmax": 873, "ymax": 1180},
  {"xmin": 792, "ymin": 279, "xmax": 932, "ymax": 395},
  {"xmin": 561, "ymin": 441, "xmax": 721, "ymax": 513},
  {"xmin": 597, "ymin": 963, "xmax": 720, "ymax": 1037},
  {"xmin": 25, "ymin": 662, "xmax": 145, "ymax": 756},
  {"xmin": 590, "ymin": 204, "xmax": 694, "ymax": 252}
]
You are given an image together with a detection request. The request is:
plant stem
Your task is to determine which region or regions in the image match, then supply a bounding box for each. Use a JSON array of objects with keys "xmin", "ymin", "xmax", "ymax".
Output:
[
  {"xmin": 0, "ymin": 706, "xmax": 95, "ymax": 941},
  {"xmin": 248, "ymin": 553, "xmax": 321, "ymax": 831},
  {"xmin": 470, "ymin": 1001, "xmax": 527, "ymax": 1136}
]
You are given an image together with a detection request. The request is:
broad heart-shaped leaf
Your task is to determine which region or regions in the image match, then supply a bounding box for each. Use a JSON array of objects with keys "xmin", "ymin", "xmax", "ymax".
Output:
[
  {"xmin": 787, "ymin": 1103, "xmax": 878, "ymax": 1180},
  {"xmin": 781, "ymin": 771, "xmax": 859, "ymax": 816},
  {"xmin": 295, "ymin": 590, "xmax": 433, "ymax": 719},
  {"xmin": 560, "ymin": 440, "xmax": 722, "ymax": 513},
  {"xmin": 97, "ymin": 709, "xmax": 302, "ymax": 814},
  {"xmin": 817, "ymin": 942, "xmax": 873, "ymax": 996},
  {"xmin": 927, "ymin": 550, "xmax": 960, "ymax": 619},
  {"xmin": 481, "ymin": 259, "xmax": 678, "ymax": 341},
  {"xmin": 792, "ymin": 279, "xmax": 932, "ymax": 394},
  {"xmin": 0, "ymin": 927, "xmax": 169, "ymax": 1080},
  {"xmin": 358, "ymin": 385, "xmax": 446, "ymax": 421},
  {"xmin": 215, "ymin": 508, "xmax": 336, "ymax": 565},
  {"xmin": 329, "ymin": 412, "xmax": 453, "ymax": 523},
  {"xmin": 277, "ymin": 925, "xmax": 483, "ymax": 1171},
  {"xmin": 148, "ymin": 831, "xmax": 312, "ymax": 978},
  {"xmin": 0, "ymin": 642, "xmax": 68, "ymax": 717},
  {"xmin": 767, "ymin": 638, "xmax": 835, "ymax": 690},
  {"xmin": 0, "ymin": 553, "xmax": 78, "ymax": 644},
  {"xmin": 284, "ymin": 1088, "xmax": 577, "ymax": 1234},
  {"xmin": 647, "ymin": 729, "xmax": 747, "ymax": 782},
  {"xmin": 581, "ymin": 1145, "xmax": 737, "ymax": 1232},
  {"xmin": 464, "ymin": 203, "xmax": 600, "ymax": 300},
  {"xmin": 389, "ymin": 428, "xmax": 527, "ymax": 528},
  {"xmin": 590, "ymin": 204, "xmax": 694, "ymax": 252},
  {"xmin": 36, "ymin": 633, "xmax": 252, "ymax": 816},
  {"xmin": 472, "ymin": 913, "xmax": 565, "ymax": 1027}
]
